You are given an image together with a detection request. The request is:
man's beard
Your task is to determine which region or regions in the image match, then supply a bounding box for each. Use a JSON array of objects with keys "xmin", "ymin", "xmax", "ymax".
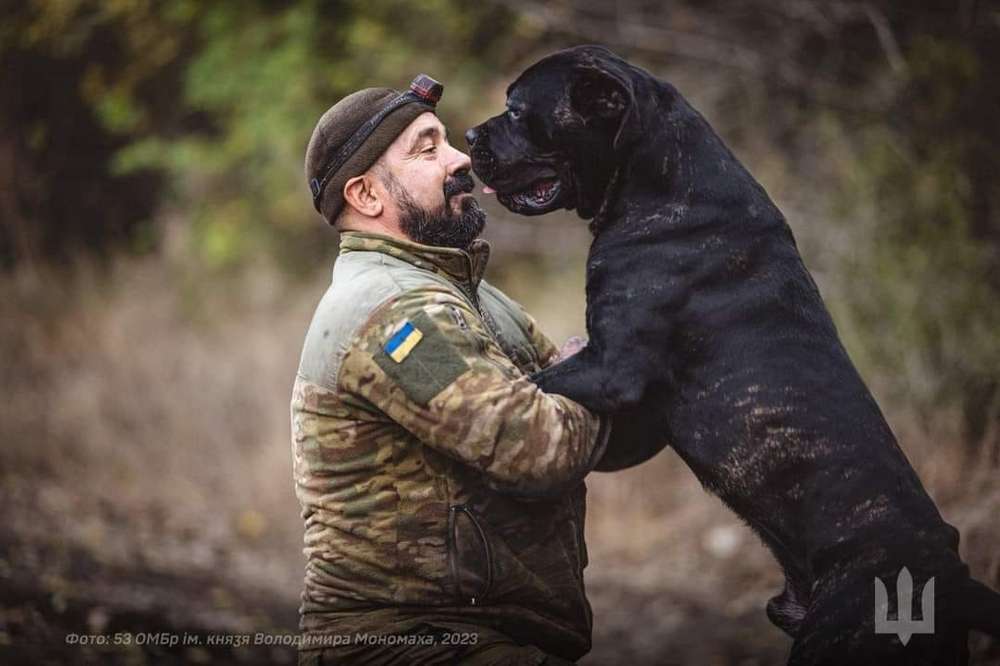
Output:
[{"xmin": 386, "ymin": 170, "xmax": 486, "ymax": 250}]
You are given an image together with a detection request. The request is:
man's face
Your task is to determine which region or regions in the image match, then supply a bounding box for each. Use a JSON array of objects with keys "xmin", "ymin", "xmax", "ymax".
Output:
[{"xmin": 375, "ymin": 112, "xmax": 486, "ymax": 249}]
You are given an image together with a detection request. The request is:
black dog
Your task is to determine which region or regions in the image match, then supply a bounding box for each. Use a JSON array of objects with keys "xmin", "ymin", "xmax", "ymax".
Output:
[{"xmin": 467, "ymin": 45, "xmax": 1000, "ymax": 665}]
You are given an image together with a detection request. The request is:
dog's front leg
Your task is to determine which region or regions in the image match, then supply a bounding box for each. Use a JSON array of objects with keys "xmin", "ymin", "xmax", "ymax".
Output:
[{"xmin": 531, "ymin": 343, "xmax": 647, "ymax": 413}]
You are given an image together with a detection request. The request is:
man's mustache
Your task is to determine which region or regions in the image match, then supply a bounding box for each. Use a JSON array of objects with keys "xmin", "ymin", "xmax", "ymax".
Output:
[{"xmin": 444, "ymin": 170, "xmax": 475, "ymax": 199}]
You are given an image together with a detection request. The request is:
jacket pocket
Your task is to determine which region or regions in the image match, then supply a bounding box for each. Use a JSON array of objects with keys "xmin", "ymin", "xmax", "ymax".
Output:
[{"xmin": 447, "ymin": 504, "xmax": 494, "ymax": 606}]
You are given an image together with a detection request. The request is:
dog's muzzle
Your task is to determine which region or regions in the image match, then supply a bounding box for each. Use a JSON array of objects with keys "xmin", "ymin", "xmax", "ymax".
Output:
[{"xmin": 466, "ymin": 126, "xmax": 497, "ymax": 183}]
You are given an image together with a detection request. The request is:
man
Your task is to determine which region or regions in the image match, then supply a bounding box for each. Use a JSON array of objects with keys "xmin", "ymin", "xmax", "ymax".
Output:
[{"xmin": 291, "ymin": 74, "xmax": 609, "ymax": 665}]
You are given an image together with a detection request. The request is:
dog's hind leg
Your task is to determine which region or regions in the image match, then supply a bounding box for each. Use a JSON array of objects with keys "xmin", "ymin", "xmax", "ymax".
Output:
[{"xmin": 957, "ymin": 577, "xmax": 1000, "ymax": 638}]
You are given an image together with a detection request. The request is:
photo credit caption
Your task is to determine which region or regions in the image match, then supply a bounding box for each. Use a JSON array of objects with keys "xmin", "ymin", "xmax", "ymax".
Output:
[{"xmin": 64, "ymin": 631, "xmax": 480, "ymax": 648}]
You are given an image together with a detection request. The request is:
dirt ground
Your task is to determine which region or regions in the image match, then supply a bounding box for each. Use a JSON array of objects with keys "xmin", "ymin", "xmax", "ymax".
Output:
[
  {"xmin": 0, "ymin": 512, "xmax": 788, "ymax": 666},
  {"xmin": 3, "ymin": 453, "xmax": 998, "ymax": 666},
  {"xmin": 0, "ymin": 462, "xmax": 788, "ymax": 666}
]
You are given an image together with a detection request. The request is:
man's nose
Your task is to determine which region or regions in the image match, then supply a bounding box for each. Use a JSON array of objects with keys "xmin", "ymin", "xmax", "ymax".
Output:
[
  {"xmin": 465, "ymin": 126, "xmax": 480, "ymax": 147},
  {"xmin": 445, "ymin": 143, "xmax": 472, "ymax": 175}
]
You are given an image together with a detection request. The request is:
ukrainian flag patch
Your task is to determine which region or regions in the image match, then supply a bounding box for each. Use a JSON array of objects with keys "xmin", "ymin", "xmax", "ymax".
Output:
[
  {"xmin": 374, "ymin": 309, "xmax": 469, "ymax": 405},
  {"xmin": 384, "ymin": 320, "xmax": 423, "ymax": 363}
]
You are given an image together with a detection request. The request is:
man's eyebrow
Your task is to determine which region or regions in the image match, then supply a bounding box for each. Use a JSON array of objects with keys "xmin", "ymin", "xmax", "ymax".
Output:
[{"xmin": 408, "ymin": 125, "xmax": 444, "ymax": 153}]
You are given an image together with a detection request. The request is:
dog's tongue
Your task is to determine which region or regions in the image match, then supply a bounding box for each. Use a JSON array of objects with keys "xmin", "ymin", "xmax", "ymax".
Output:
[{"xmin": 482, "ymin": 185, "xmax": 496, "ymax": 194}]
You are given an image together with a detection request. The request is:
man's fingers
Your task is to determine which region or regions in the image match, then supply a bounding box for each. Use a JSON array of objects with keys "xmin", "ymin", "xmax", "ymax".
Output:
[{"xmin": 558, "ymin": 336, "xmax": 588, "ymax": 360}]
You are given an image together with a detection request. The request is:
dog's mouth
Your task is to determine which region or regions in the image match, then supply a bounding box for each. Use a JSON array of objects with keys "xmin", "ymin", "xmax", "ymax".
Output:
[{"xmin": 495, "ymin": 177, "xmax": 565, "ymax": 215}]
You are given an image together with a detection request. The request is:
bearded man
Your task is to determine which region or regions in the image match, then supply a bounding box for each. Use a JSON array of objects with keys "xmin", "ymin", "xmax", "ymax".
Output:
[{"xmin": 291, "ymin": 75, "xmax": 609, "ymax": 665}]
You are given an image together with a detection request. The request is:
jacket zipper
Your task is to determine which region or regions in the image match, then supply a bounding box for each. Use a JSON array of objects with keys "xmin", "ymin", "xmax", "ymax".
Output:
[
  {"xmin": 462, "ymin": 261, "xmax": 520, "ymax": 363},
  {"xmin": 448, "ymin": 504, "xmax": 494, "ymax": 606},
  {"xmin": 462, "ymin": 267, "xmax": 500, "ymax": 339}
]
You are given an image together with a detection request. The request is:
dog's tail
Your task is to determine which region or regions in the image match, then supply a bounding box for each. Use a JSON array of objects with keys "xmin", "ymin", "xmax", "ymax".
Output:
[{"xmin": 958, "ymin": 577, "xmax": 1000, "ymax": 637}]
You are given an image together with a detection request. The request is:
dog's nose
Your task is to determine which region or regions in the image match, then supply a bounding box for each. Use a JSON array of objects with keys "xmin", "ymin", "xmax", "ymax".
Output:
[{"xmin": 465, "ymin": 127, "xmax": 480, "ymax": 147}]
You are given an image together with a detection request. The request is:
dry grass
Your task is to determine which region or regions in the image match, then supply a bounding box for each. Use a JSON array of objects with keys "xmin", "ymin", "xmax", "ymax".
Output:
[{"xmin": 0, "ymin": 255, "xmax": 311, "ymax": 600}]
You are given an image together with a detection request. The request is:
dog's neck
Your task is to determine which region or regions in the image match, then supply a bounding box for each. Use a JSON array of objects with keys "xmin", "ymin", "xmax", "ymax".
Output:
[
  {"xmin": 587, "ymin": 97, "xmax": 785, "ymax": 239},
  {"xmin": 588, "ymin": 167, "xmax": 622, "ymax": 235}
]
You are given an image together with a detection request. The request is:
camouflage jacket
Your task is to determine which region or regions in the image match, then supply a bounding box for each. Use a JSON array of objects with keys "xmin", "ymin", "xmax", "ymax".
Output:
[{"xmin": 290, "ymin": 231, "xmax": 608, "ymax": 659}]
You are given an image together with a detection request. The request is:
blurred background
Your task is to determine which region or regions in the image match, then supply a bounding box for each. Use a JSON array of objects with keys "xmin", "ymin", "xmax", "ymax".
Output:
[{"xmin": 2, "ymin": 1, "xmax": 998, "ymax": 664}]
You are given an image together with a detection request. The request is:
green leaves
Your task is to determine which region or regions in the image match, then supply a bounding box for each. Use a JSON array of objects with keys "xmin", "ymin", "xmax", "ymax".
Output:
[{"xmin": 2, "ymin": 0, "xmax": 524, "ymax": 269}]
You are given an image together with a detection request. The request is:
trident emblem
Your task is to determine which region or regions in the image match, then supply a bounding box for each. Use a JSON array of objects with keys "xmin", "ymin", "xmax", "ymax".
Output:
[{"xmin": 874, "ymin": 567, "xmax": 935, "ymax": 645}]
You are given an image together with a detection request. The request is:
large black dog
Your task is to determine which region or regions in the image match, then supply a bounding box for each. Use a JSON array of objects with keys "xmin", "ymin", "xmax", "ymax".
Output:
[{"xmin": 467, "ymin": 45, "xmax": 1000, "ymax": 665}]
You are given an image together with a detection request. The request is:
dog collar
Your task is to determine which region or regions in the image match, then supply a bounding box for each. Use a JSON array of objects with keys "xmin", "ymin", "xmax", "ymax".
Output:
[{"xmin": 310, "ymin": 74, "xmax": 443, "ymax": 213}]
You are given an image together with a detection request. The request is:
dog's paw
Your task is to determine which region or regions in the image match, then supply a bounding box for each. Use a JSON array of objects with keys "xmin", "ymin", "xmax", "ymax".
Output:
[
  {"xmin": 529, "ymin": 364, "xmax": 568, "ymax": 394},
  {"xmin": 528, "ymin": 367, "xmax": 550, "ymax": 389}
]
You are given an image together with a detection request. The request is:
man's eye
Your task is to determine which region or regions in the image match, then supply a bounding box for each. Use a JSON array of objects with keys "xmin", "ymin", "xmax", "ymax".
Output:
[{"xmin": 422, "ymin": 145, "xmax": 437, "ymax": 154}]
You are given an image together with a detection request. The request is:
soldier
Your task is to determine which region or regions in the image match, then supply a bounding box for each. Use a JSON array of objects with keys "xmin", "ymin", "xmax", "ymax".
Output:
[{"xmin": 292, "ymin": 75, "xmax": 610, "ymax": 665}]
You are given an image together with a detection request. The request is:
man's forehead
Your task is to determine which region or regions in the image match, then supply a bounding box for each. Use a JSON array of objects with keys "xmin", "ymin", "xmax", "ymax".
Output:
[{"xmin": 398, "ymin": 112, "xmax": 444, "ymax": 144}]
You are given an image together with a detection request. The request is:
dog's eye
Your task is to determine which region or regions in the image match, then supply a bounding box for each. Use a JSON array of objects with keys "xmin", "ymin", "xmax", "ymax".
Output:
[{"xmin": 507, "ymin": 108, "xmax": 522, "ymax": 121}]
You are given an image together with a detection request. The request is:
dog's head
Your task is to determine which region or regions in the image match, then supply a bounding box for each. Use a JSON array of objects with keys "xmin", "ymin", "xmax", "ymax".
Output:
[{"xmin": 466, "ymin": 45, "xmax": 642, "ymax": 219}]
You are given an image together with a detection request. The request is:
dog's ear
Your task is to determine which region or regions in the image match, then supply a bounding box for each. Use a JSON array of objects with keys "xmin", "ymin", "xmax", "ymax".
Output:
[{"xmin": 569, "ymin": 66, "xmax": 638, "ymax": 151}]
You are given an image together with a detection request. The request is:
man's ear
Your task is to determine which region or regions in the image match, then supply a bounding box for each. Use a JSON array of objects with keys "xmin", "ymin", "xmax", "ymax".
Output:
[
  {"xmin": 569, "ymin": 67, "xmax": 638, "ymax": 151},
  {"xmin": 343, "ymin": 174, "xmax": 383, "ymax": 218}
]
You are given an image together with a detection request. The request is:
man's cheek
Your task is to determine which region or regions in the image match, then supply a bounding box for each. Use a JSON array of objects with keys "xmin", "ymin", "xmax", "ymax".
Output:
[{"xmin": 409, "ymin": 186, "xmax": 436, "ymax": 211}]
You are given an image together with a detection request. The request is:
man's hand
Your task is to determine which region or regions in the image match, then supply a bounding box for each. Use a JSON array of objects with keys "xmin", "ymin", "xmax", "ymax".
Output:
[{"xmin": 557, "ymin": 336, "xmax": 587, "ymax": 362}]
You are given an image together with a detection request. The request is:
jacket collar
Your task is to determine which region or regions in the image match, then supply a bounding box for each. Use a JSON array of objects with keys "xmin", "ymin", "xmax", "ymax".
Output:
[{"xmin": 339, "ymin": 231, "xmax": 491, "ymax": 288}]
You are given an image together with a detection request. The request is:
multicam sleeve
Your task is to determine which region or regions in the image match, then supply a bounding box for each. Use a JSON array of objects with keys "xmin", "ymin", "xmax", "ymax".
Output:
[
  {"xmin": 337, "ymin": 286, "xmax": 608, "ymax": 497},
  {"xmin": 519, "ymin": 306, "xmax": 561, "ymax": 369}
]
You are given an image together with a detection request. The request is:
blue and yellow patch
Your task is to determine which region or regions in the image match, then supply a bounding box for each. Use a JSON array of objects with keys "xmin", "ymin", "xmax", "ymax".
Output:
[
  {"xmin": 374, "ymin": 309, "xmax": 469, "ymax": 405},
  {"xmin": 384, "ymin": 320, "xmax": 424, "ymax": 363}
]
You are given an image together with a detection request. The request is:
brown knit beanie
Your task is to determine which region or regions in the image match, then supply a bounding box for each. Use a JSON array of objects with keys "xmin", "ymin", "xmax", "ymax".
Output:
[{"xmin": 304, "ymin": 75, "xmax": 443, "ymax": 224}]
